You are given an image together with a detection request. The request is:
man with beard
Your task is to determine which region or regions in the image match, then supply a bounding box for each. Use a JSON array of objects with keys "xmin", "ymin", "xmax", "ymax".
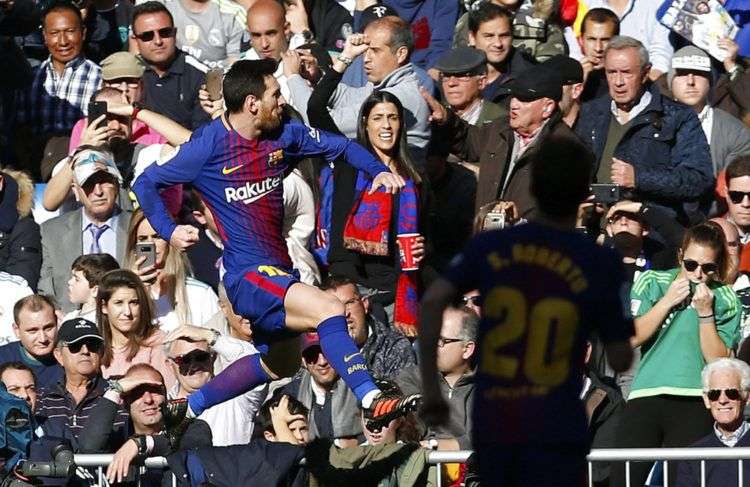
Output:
[{"xmin": 133, "ymin": 59, "xmax": 420, "ymax": 431}]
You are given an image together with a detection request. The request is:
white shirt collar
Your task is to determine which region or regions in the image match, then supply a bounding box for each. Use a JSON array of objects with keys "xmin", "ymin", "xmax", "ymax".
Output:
[
  {"xmin": 610, "ymin": 91, "xmax": 653, "ymax": 124},
  {"xmin": 713, "ymin": 421, "xmax": 750, "ymax": 447}
]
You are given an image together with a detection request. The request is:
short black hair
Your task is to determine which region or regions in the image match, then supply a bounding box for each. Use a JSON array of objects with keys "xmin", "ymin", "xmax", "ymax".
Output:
[
  {"xmin": 223, "ymin": 59, "xmax": 278, "ymax": 113},
  {"xmin": 468, "ymin": 3, "xmax": 513, "ymax": 34},
  {"xmin": 132, "ymin": 1, "xmax": 174, "ymax": 32},
  {"xmin": 726, "ymin": 155, "xmax": 750, "ymax": 182},
  {"xmin": 530, "ymin": 134, "xmax": 594, "ymax": 218},
  {"xmin": 581, "ymin": 8, "xmax": 621, "ymax": 36},
  {"xmin": 0, "ymin": 362, "xmax": 36, "ymax": 384},
  {"xmin": 42, "ymin": 1, "xmax": 83, "ymax": 30},
  {"xmin": 319, "ymin": 275, "xmax": 358, "ymax": 293},
  {"xmin": 256, "ymin": 391, "xmax": 309, "ymax": 434}
]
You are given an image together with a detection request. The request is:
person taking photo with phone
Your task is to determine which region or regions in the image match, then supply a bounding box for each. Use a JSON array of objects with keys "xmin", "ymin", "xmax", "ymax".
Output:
[
  {"xmin": 124, "ymin": 208, "xmax": 219, "ymax": 332},
  {"xmin": 611, "ymin": 221, "xmax": 742, "ymax": 487}
]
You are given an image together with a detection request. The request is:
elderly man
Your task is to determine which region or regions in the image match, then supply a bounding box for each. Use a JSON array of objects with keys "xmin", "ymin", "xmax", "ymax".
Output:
[
  {"xmin": 575, "ymin": 36, "xmax": 713, "ymax": 221},
  {"xmin": 132, "ymin": 1, "xmax": 209, "ymax": 129},
  {"xmin": 163, "ymin": 325, "xmax": 266, "ymax": 446},
  {"xmin": 0, "ymin": 295, "xmax": 63, "ymax": 388},
  {"xmin": 434, "ymin": 47, "xmax": 504, "ymax": 125},
  {"xmin": 36, "ymin": 318, "xmax": 128, "ymax": 446},
  {"xmin": 397, "ymin": 306, "xmax": 477, "ymax": 451},
  {"xmin": 321, "ymin": 277, "xmax": 415, "ymax": 379},
  {"xmin": 669, "ymin": 46, "xmax": 750, "ymax": 176},
  {"xmin": 12, "ymin": 1, "xmax": 102, "ymax": 180},
  {"xmin": 578, "ymin": 8, "xmax": 620, "ymax": 102},
  {"xmin": 280, "ymin": 333, "xmax": 362, "ymax": 446},
  {"xmin": 676, "ymin": 358, "xmax": 750, "ymax": 486},
  {"xmin": 38, "ymin": 149, "xmax": 132, "ymax": 311},
  {"xmin": 289, "ymin": 16, "xmax": 430, "ymax": 163},
  {"xmin": 425, "ymin": 62, "xmax": 589, "ymax": 215}
]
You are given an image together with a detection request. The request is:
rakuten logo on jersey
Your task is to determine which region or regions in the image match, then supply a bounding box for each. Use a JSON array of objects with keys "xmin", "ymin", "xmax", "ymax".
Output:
[{"xmin": 224, "ymin": 177, "xmax": 281, "ymax": 204}]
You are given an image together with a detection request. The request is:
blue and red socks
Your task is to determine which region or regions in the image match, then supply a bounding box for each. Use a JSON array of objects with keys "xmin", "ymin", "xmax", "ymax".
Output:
[{"xmin": 317, "ymin": 315, "xmax": 379, "ymax": 406}]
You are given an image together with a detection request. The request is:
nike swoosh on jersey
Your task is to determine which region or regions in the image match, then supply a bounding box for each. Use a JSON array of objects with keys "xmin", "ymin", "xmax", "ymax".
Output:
[
  {"xmin": 222, "ymin": 164, "xmax": 244, "ymax": 175},
  {"xmin": 344, "ymin": 352, "xmax": 361, "ymax": 363}
]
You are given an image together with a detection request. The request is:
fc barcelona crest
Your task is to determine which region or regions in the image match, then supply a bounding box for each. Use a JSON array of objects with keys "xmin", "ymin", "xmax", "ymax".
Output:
[{"xmin": 267, "ymin": 149, "xmax": 284, "ymax": 167}]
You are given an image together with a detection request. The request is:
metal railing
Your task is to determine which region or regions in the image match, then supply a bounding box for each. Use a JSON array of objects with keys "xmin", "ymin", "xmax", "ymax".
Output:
[{"xmin": 71, "ymin": 448, "xmax": 750, "ymax": 487}]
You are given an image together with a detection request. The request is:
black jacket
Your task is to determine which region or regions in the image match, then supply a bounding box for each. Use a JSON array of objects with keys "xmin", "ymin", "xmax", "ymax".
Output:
[
  {"xmin": 0, "ymin": 171, "xmax": 41, "ymax": 289},
  {"xmin": 676, "ymin": 426, "xmax": 750, "ymax": 487},
  {"xmin": 304, "ymin": 0, "xmax": 352, "ymax": 52}
]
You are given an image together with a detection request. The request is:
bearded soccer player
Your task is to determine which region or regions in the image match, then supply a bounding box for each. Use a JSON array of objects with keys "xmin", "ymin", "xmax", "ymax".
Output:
[
  {"xmin": 418, "ymin": 134, "xmax": 635, "ymax": 486},
  {"xmin": 132, "ymin": 59, "xmax": 419, "ymax": 426}
]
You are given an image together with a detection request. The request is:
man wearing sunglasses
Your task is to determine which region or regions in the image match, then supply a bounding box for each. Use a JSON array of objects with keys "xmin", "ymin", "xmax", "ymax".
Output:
[
  {"xmin": 164, "ymin": 331, "xmax": 266, "ymax": 447},
  {"xmin": 131, "ymin": 1, "xmax": 211, "ymax": 130},
  {"xmin": 676, "ymin": 358, "xmax": 750, "ymax": 486},
  {"xmin": 35, "ymin": 318, "xmax": 129, "ymax": 447}
]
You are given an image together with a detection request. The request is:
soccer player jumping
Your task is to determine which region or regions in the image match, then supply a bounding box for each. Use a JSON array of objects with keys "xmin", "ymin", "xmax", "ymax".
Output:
[{"xmin": 132, "ymin": 59, "xmax": 420, "ymax": 426}]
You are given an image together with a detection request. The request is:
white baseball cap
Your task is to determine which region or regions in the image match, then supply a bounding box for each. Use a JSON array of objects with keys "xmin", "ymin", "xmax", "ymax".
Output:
[{"xmin": 72, "ymin": 149, "xmax": 123, "ymax": 187}]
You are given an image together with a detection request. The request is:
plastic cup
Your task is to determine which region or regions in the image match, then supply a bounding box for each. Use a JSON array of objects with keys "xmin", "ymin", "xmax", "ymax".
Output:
[{"xmin": 397, "ymin": 233, "xmax": 420, "ymax": 271}]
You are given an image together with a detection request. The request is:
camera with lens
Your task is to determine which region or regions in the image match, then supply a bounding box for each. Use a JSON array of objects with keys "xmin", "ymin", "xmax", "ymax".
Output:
[{"xmin": 1, "ymin": 444, "xmax": 75, "ymax": 487}]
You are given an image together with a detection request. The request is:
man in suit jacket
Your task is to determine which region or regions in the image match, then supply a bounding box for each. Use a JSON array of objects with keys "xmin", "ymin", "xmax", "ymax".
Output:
[
  {"xmin": 676, "ymin": 358, "xmax": 750, "ymax": 486},
  {"xmin": 39, "ymin": 147, "xmax": 131, "ymax": 312}
]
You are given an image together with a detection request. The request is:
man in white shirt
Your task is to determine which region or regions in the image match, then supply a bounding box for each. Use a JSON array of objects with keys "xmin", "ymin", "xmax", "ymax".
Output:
[{"xmin": 669, "ymin": 46, "xmax": 750, "ymax": 175}]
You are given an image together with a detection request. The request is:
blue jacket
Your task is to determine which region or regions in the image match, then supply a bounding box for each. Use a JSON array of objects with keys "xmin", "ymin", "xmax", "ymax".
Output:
[
  {"xmin": 676, "ymin": 426, "xmax": 750, "ymax": 487},
  {"xmin": 575, "ymin": 85, "xmax": 714, "ymax": 218}
]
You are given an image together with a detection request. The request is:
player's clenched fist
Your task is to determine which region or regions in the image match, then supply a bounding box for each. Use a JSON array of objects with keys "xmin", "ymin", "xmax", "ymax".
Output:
[
  {"xmin": 170, "ymin": 224, "xmax": 200, "ymax": 251},
  {"xmin": 370, "ymin": 171, "xmax": 406, "ymax": 194}
]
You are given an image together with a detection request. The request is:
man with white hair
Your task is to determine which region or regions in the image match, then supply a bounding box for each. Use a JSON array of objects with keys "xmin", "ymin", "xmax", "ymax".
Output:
[{"xmin": 676, "ymin": 358, "xmax": 750, "ymax": 486}]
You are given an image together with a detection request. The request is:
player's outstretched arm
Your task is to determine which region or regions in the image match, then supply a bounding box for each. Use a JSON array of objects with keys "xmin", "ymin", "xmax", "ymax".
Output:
[{"xmin": 418, "ymin": 277, "xmax": 458, "ymax": 427}]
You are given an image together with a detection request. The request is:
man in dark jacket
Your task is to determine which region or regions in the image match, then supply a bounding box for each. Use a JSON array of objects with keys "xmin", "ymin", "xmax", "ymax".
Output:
[
  {"xmin": 321, "ymin": 277, "xmax": 416, "ymax": 380},
  {"xmin": 426, "ymin": 62, "xmax": 589, "ymax": 216},
  {"xmin": 396, "ymin": 306, "xmax": 476, "ymax": 451},
  {"xmin": 0, "ymin": 170, "xmax": 41, "ymax": 290},
  {"xmin": 575, "ymin": 35, "xmax": 714, "ymax": 221},
  {"xmin": 676, "ymin": 358, "xmax": 750, "ymax": 486}
]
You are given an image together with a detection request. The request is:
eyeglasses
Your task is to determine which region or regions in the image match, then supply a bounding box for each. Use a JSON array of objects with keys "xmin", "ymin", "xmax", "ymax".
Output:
[
  {"xmin": 682, "ymin": 259, "xmax": 718, "ymax": 274},
  {"xmin": 170, "ymin": 349, "xmax": 213, "ymax": 375},
  {"xmin": 437, "ymin": 336, "xmax": 464, "ymax": 347},
  {"xmin": 66, "ymin": 338, "xmax": 103, "ymax": 354},
  {"xmin": 462, "ymin": 295, "xmax": 479, "ymax": 306},
  {"xmin": 707, "ymin": 388, "xmax": 743, "ymax": 401},
  {"xmin": 302, "ymin": 346, "xmax": 323, "ymax": 364},
  {"xmin": 728, "ymin": 191, "xmax": 750, "ymax": 204},
  {"xmin": 134, "ymin": 27, "xmax": 176, "ymax": 42},
  {"xmin": 439, "ymin": 73, "xmax": 479, "ymax": 83},
  {"xmin": 104, "ymin": 78, "xmax": 141, "ymax": 89}
]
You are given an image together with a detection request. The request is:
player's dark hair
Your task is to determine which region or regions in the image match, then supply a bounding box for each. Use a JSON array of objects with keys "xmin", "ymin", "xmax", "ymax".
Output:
[
  {"xmin": 680, "ymin": 221, "xmax": 730, "ymax": 283},
  {"xmin": 132, "ymin": 1, "xmax": 174, "ymax": 32},
  {"xmin": 42, "ymin": 1, "xmax": 83, "ymax": 30},
  {"xmin": 726, "ymin": 155, "xmax": 750, "ymax": 182},
  {"xmin": 71, "ymin": 254, "xmax": 120, "ymax": 289},
  {"xmin": 581, "ymin": 8, "xmax": 620, "ymax": 35},
  {"xmin": 468, "ymin": 3, "xmax": 513, "ymax": 34},
  {"xmin": 357, "ymin": 91, "xmax": 421, "ymax": 184},
  {"xmin": 256, "ymin": 391, "xmax": 309, "ymax": 434},
  {"xmin": 223, "ymin": 59, "xmax": 278, "ymax": 113},
  {"xmin": 319, "ymin": 276, "xmax": 359, "ymax": 295},
  {"xmin": 530, "ymin": 134, "xmax": 594, "ymax": 218}
]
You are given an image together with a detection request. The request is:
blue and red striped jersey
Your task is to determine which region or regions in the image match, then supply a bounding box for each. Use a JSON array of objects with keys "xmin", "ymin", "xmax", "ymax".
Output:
[{"xmin": 133, "ymin": 117, "xmax": 388, "ymax": 273}]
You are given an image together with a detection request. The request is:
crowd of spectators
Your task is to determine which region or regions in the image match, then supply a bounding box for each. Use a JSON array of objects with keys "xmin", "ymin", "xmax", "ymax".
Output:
[{"xmin": 0, "ymin": 0, "xmax": 750, "ymax": 485}]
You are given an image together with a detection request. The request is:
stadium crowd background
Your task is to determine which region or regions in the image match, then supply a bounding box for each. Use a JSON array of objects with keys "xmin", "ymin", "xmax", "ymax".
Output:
[{"xmin": 0, "ymin": 0, "xmax": 750, "ymax": 485}]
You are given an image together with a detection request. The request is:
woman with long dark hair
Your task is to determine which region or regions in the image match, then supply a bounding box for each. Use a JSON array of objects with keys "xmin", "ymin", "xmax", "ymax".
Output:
[
  {"xmin": 306, "ymin": 60, "xmax": 430, "ymax": 336},
  {"xmin": 612, "ymin": 221, "xmax": 741, "ymax": 486}
]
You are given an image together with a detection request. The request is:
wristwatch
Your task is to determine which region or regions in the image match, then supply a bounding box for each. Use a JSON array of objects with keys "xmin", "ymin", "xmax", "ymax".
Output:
[
  {"xmin": 130, "ymin": 435, "xmax": 148, "ymax": 456},
  {"xmin": 107, "ymin": 379, "xmax": 124, "ymax": 394}
]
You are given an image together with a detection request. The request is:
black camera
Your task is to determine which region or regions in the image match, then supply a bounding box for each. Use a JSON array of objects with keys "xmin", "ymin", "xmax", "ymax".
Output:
[{"xmin": 1, "ymin": 444, "xmax": 75, "ymax": 487}]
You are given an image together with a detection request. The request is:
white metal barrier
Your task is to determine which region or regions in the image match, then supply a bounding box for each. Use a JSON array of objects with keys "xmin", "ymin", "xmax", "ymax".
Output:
[{"xmin": 72, "ymin": 448, "xmax": 750, "ymax": 487}]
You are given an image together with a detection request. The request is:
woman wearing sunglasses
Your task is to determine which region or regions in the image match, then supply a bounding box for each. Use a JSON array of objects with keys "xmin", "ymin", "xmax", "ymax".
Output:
[
  {"xmin": 97, "ymin": 269, "xmax": 176, "ymax": 388},
  {"xmin": 612, "ymin": 221, "xmax": 742, "ymax": 487}
]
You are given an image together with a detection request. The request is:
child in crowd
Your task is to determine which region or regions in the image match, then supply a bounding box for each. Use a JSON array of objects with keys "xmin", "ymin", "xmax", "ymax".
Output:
[{"xmin": 64, "ymin": 253, "xmax": 120, "ymax": 322}]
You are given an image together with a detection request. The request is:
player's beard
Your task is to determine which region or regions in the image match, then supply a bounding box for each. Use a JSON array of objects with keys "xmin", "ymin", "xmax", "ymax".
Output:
[{"xmin": 258, "ymin": 104, "xmax": 281, "ymax": 132}]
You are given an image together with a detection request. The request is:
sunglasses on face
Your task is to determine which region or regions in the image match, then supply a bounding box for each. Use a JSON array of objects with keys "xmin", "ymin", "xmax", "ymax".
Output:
[
  {"xmin": 707, "ymin": 388, "xmax": 743, "ymax": 401},
  {"xmin": 682, "ymin": 259, "xmax": 718, "ymax": 274},
  {"xmin": 135, "ymin": 27, "xmax": 176, "ymax": 42},
  {"xmin": 171, "ymin": 349, "xmax": 213, "ymax": 375},
  {"xmin": 462, "ymin": 295, "xmax": 479, "ymax": 305},
  {"xmin": 302, "ymin": 346, "xmax": 322, "ymax": 364},
  {"xmin": 437, "ymin": 336, "xmax": 463, "ymax": 347},
  {"xmin": 66, "ymin": 338, "xmax": 103, "ymax": 354},
  {"xmin": 728, "ymin": 191, "xmax": 750, "ymax": 204},
  {"xmin": 122, "ymin": 383, "xmax": 167, "ymax": 404}
]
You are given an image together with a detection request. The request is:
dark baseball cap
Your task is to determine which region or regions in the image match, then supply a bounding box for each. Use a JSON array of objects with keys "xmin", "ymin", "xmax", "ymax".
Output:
[
  {"xmin": 434, "ymin": 47, "xmax": 487, "ymax": 75},
  {"xmin": 510, "ymin": 64, "xmax": 563, "ymax": 102},
  {"xmin": 57, "ymin": 318, "xmax": 103, "ymax": 346},
  {"xmin": 542, "ymin": 55, "xmax": 584, "ymax": 85},
  {"xmin": 361, "ymin": 4, "xmax": 399, "ymax": 30},
  {"xmin": 300, "ymin": 332, "xmax": 320, "ymax": 353}
]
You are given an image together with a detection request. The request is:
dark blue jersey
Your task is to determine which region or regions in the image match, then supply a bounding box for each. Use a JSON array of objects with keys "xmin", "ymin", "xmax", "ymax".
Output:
[
  {"xmin": 443, "ymin": 222, "xmax": 634, "ymax": 444},
  {"xmin": 133, "ymin": 117, "xmax": 388, "ymax": 275}
]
